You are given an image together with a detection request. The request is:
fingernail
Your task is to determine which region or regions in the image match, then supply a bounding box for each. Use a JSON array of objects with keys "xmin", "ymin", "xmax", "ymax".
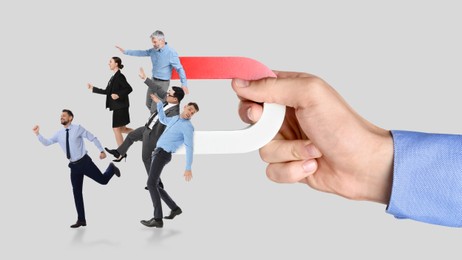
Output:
[
  {"xmin": 302, "ymin": 160, "xmax": 317, "ymax": 173},
  {"xmin": 247, "ymin": 107, "xmax": 254, "ymax": 122},
  {"xmin": 305, "ymin": 144, "xmax": 321, "ymax": 157},
  {"xmin": 234, "ymin": 79, "xmax": 249, "ymax": 87}
]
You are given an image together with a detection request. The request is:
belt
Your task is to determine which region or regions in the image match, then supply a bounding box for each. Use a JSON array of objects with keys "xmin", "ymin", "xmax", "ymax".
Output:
[
  {"xmin": 70, "ymin": 154, "xmax": 88, "ymax": 164},
  {"xmin": 153, "ymin": 77, "xmax": 169, "ymax": 82},
  {"xmin": 156, "ymin": 147, "xmax": 171, "ymax": 154}
]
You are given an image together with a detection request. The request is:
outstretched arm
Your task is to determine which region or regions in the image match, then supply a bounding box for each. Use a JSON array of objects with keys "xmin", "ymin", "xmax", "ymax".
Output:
[
  {"xmin": 33, "ymin": 125, "xmax": 58, "ymax": 146},
  {"xmin": 89, "ymin": 83, "xmax": 108, "ymax": 95},
  {"xmin": 115, "ymin": 45, "xmax": 125, "ymax": 53},
  {"xmin": 124, "ymin": 48, "xmax": 152, "ymax": 57},
  {"xmin": 152, "ymin": 95, "xmax": 173, "ymax": 125}
]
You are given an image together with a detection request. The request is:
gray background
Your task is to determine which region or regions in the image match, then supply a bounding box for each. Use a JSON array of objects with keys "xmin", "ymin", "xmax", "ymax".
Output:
[{"xmin": 1, "ymin": 0, "xmax": 461, "ymax": 259}]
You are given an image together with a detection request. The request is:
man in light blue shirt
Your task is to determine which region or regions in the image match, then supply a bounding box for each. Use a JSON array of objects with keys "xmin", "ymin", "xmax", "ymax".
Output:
[
  {"xmin": 116, "ymin": 30, "xmax": 188, "ymax": 113},
  {"xmin": 141, "ymin": 95, "xmax": 199, "ymax": 228},
  {"xmin": 33, "ymin": 109, "xmax": 121, "ymax": 228}
]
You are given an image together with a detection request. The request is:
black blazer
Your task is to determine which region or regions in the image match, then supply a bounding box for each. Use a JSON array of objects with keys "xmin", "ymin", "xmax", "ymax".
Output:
[{"xmin": 92, "ymin": 70, "xmax": 133, "ymax": 110}]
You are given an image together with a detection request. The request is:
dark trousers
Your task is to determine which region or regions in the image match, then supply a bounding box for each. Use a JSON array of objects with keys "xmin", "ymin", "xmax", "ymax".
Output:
[
  {"xmin": 147, "ymin": 148, "xmax": 179, "ymax": 219},
  {"xmin": 68, "ymin": 154, "xmax": 115, "ymax": 221},
  {"xmin": 117, "ymin": 125, "xmax": 156, "ymax": 175}
]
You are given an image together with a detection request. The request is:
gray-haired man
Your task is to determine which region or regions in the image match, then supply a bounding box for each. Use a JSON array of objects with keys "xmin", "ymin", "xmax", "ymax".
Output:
[{"xmin": 116, "ymin": 30, "xmax": 189, "ymax": 113}]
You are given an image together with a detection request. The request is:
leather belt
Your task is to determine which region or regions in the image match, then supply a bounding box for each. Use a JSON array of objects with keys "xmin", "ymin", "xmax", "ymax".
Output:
[{"xmin": 153, "ymin": 77, "xmax": 169, "ymax": 82}]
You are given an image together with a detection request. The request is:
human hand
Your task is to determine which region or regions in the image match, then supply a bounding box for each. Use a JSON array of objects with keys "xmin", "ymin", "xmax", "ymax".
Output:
[
  {"xmin": 182, "ymin": 86, "xmax": 189, "ymax": 94},
  {"xmin": 231, "ymin": 71, "xmax": 394, "ymax": 204},
  {"xmin": 115, "ymin": 45, "xmax": 125, "ymax": 53},
  {"xmin": 100, "ymin": 151, "xmax": 106, "ymax": 160},
  {"xmin": 32, "ymin": 125, "xmax": 40, "ymax": 135},
  {"xmin": 139, "ymin": 67, "xmax": 147, "ymax": 80},
  {"xmin": 184, "ymin": 170, "xmax": 192, "ymax": 182},
  {"xmin": 150, "ymin": 93, "xmax": 160, "ymax": 103},
  {"xmin": 87, "ymin": 83, "xmax": 93, "ymax": 91},
  {"xmin": 111, "ymin": 94, "xmax": 119, "ymax": 100}
]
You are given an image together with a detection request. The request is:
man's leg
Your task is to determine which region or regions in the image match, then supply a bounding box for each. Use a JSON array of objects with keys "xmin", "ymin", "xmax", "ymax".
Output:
[
  {"xmin": 82, "ymin": 155, "xmax": 118, "ymax": 184},
  {"xmin": 158, "ymin": 179, "xmax": 180, "ymax": 211},
  {"xmin": 144, "ymin": 131, "xmax": 179, "ymax": 208},
  {"xmin": 142, "ymin": 129, "xmax": 157, "ymax": 175},
  {"xmin": 147, "ymin": 148, "xmax": 172, "ymax": 220},
  {"xmin": 69, "ymin": 163, "xmax": 85, "ymax": 222}
]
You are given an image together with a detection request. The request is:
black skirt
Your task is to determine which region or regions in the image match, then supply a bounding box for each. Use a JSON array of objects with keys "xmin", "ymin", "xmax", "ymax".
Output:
[{"xmin": 112, "ymin": 107, "xmax": 130, "ymax": 128}]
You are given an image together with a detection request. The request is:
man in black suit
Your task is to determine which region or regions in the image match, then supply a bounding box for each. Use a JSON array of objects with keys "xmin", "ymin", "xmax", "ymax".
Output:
[{"xmin": 105, "ymin": 68, "xmax": 184, "ymax": 181}]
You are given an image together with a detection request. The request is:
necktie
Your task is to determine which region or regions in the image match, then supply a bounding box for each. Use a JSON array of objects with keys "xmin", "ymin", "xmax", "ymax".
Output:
[
  {"xmin": 145, "ymin": 111, "xmax": 158, "ymax": 127},
  {"xmin": 145, "ymin": 102, "xmax": 168, "ymax": 127},
  {"xmin": 66, "ymin": 129, "xmax": 71, "ymax": 159}
]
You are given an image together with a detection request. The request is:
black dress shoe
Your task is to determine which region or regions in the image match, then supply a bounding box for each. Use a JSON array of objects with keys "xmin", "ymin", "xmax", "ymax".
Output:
[
  {"xmin": 110, "ymin": 163, "xmax": 121, "ymax": 177},
  {"xmin": 164, "ymin": 207, "xmax": 182, "ymax": 220},
  {"xmin": 70, "ymin": 220, "xmax": 86, "ymax": 228},
  {"xmin": 105, "ymin": 147, "xmax": 120, "ymax": 158},
  {"xmin": 140, "ymin": 218, "xmax": 163, "ymax": 228}
]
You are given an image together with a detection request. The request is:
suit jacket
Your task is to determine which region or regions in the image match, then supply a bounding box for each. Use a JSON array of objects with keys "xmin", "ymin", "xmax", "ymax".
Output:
[
  {"xmin": 142, "ymin": 77, "xmax": 180, "ymax": 143},
  {"xmin": 93, "ymin": 70, "xmax": 133, "ymax": 110}
]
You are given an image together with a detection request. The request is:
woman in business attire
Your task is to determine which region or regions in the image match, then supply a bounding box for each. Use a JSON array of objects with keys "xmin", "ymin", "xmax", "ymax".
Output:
[{"xmin": 88, "ymin": 57, "xmax": 133, "ymax": 150}]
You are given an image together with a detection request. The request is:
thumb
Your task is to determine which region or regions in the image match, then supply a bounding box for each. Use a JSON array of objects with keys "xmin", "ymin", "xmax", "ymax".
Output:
[{"xmin": 231, "ymin": 75, "xmax": 324, "ymax": 108}]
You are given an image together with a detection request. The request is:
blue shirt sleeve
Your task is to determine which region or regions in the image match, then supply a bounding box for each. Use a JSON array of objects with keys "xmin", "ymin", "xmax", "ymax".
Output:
[
  {"xmin": 183, "ymin": 124, "xmax": 194, "ymax": 171},
  {"xmin": 387, "ymin": 130, "xmax": 462, "ymax": 227},
  {"xmin": 169, "ymin": 51, "xmax": 187, "ymax": 87},
  {"xmin": 124, "ymin": 49, "xmax": 152, "ymax": 57},
  {"xmin": 157, "ymin": 101, "xmax": 174, "ymax": 125},
  {"xmin": 79, "ymin": 125, "xmax": 104, "ymax": 152},
  {"xmin": 37, "ymin": 132, "xmax": 58, "ymax": 146}
]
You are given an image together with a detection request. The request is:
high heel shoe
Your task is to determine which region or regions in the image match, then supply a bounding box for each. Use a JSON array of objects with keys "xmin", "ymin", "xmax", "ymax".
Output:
[
  {"xmin": 105, "ymin": 147, "xmax": 120, "ymax": 158},
  {"xmin": 113, "ymin": 153, "xmax": 127, "ymax": 162}
]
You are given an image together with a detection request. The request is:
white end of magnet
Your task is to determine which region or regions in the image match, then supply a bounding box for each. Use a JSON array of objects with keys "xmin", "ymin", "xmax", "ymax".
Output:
[{"xmin": 175, "ymin": 103, "xmax": 285, "ymax": 154}]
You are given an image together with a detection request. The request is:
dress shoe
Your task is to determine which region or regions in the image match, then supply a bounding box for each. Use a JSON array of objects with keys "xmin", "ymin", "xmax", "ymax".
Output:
[
  {"xmin": 105, "ymin": 147, "xmax": 120, "ymax": 158},
  {"xmin": 70, "ymin": 220, "xmax": 86, "ymax": 228},
  {"xmin": 110, "ymin": 163, "xmax": 121, "ymax": 177},
  {"xmin": 113, "ymin": 153, "xmax": 127, "ymax": 162},
  {"xmin": 164, "ymin": 207, "xmax": 182, "ymax": 220},
  {"xmin": 140, "ymin": 218, "xmax": 163, "ymax": 228}
]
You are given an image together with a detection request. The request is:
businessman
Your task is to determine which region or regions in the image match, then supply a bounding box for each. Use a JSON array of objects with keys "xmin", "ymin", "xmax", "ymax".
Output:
[
  {"xmin": 116, "ymin": 30, "xmax": 188, "ymax": 113},
  {"xmin": 141, "ymin": 95, "xmax": 199, "ymax": 228},
  {"xmin": 33, "ymin": 109, "xmax": 121, "ymax": 228}
]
